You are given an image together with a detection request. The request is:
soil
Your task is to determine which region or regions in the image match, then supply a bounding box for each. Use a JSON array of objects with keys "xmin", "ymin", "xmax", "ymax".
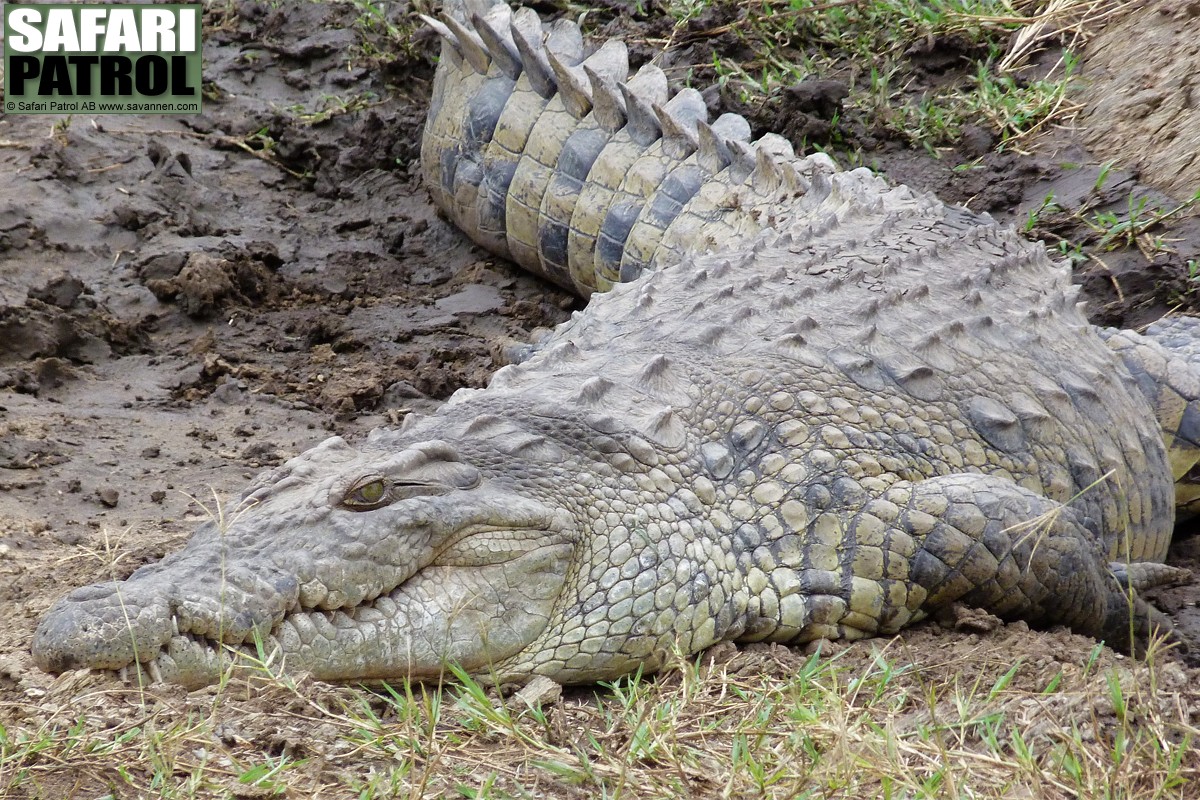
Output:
[
  {"xmin": 1075, "ymin": 0, "xmax": 1200, "ymax": 202},
  {"xmin": 1, "ymin": 2, "xmax": 1199, "ymax": 797}
]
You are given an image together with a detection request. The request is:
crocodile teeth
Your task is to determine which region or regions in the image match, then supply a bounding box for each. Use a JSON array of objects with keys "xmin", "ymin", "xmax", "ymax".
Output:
[
  {"xmin": 440, "ymin": 12, "xmax": 490, "ymax": 74},
  {"xmin": 471, "ymin": 8, "xmax": 520, "ymax": 79}
]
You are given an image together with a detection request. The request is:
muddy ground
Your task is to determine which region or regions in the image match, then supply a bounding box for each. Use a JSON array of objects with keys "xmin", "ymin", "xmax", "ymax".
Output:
[{"xmin": 1, "ymin": 1, "xmax": 1200, "ymax": 797}]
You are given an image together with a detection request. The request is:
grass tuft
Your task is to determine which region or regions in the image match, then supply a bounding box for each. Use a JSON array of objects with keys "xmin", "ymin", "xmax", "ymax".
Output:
[
  {"xmin": 653, "ymin": 0, "xmax": 1133, "ymax": 153},
  {"xmin": 7, "ymin": 628, "xmax": 1196, "ymax": 798}
]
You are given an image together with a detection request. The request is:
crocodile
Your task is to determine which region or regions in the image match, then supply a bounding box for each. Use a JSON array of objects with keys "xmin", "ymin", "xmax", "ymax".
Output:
[{"xmin": 32, "ymin": 2, "xmax": 1199, "ymax": 688}]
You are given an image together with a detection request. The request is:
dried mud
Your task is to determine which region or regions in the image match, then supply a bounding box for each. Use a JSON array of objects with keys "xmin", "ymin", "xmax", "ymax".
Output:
[
  {"xmin": 1076, "ymin": 0, "xmax": 1200, "ymax": 201},
  {"xmin": 1, "ymin": 2, "xmax": 1199, "ymax": 798}
]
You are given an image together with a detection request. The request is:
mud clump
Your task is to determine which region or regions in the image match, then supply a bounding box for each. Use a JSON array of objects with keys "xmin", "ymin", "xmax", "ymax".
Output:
[
  {"xmin": 0, "ymin": 276, "xmax": 148, "ymax": 387},
  {"xmin": 27, "ymin": 273, "xmax": 87, "ymax": 310},
  {"xmin": 1076, "ymin": 0, "xmax": 1200, "ymax": 199},
  {"xmin": 770, "ymin": 79, "xmax": 850, "ymax": 144},
  {"xmin": 143, "ymin": 250, "xmax": 282, "ymax": 319}
]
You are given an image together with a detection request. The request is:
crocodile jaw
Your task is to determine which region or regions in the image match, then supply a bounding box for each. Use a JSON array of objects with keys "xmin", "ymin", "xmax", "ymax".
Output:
[
  {"xmin": 31, "ymin": 435, "xmax": 575, "ymax": 686},
  {"xmin": 36, "ymin": 544, "xmax": 572, "ymax": 689},
  {"xmin": 33, "ymin": 542, "xmax": 573, "ymax": 689}
]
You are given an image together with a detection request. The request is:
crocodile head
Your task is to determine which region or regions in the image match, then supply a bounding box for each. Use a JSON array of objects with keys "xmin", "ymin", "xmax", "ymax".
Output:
[{"xmin": 32, "ymin": 426, "xmax": 579, "ymax": 688}]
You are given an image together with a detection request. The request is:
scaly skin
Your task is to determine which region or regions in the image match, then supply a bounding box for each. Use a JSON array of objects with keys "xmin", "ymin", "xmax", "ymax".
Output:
[{"xmin": 32, "ymin": 3, "xmax": 1198, "ymax": 687}]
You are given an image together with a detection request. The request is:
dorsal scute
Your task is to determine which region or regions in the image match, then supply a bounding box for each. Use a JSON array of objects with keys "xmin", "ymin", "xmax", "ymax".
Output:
[
  {"xmin": 470, "ymin": 6, "xmax": 520, "ymax": 79},
  {"xmin": 440, "ymin": 12, "xmax": 491, "ymax": 74},
  {"xmin": 653, "ymin": 88, "xmax": 707, "ymax": 159},
  {"xmin": 619, "ymin": 64, "xmax": 669, "ymax": 145},
  {"xmin": 420, "ymin": 5, "xmax": 866, "ymax": 295},
  {"xmin": 586, "ymin": 65, "xmax": 627, "ymax": 131},
  {"xmin": 584, "ymin": 38, "xmax": 630, "ymax": 83},
  {"xmin": 419, "ymin": 14, "xmax": 462, "ymax": 60},
  {"xmin": 509, "ymin": 8, "xmax": 555, "ymax": 97},
  {"xmin": 546, "ymin": 50, "xmax": 591, "ymax": 118},
  {"xmin": 543, "ymin": 18, "xmax": 584, "ymax": 63}
]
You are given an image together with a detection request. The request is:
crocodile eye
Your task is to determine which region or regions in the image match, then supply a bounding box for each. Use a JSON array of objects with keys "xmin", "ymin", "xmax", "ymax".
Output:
[{"xmin": 342, "ymin": 478, "xmax": 390, "ymax": 510}]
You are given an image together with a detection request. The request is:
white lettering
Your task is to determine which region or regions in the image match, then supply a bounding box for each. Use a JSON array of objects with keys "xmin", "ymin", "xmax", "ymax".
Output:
[
  {"xmin": 41, "ymin": 9, "xmax": 80, "ymax": 52},
  {"xmin": 178, "ymin": 8, "xmax": 198, "ymax": 52},
  {"xmin": 102, "ymin": 9, "xmax": 140, "ymax": 52},
  {"xmin": 78, "ymin": 9, "xmax": 107, "ymax": 52},
  {"xmin": 6, "ymin": 8, "xmax": 43, "ymax": 52},
  {"xmin": 6, "ymin": 6, "xmax": 197, "ymax": 55},
  {"xmin": 140, "ymin": 9, "xmax": 175, "ymax": 51}
]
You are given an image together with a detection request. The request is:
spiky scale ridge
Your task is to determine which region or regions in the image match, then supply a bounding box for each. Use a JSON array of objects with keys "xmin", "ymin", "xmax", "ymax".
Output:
[
  {"xmin": 421, "ymin": 7, "xmax": 841, "ymax": 296},
  {"xmin": 542, "ymin": 17, "xmax": 583, "ymax": 62},
  {"xmin": 507, "ymin": 11, "xmax": 551, "ymax": 86},
  {"xmin": 546, "ymin": 50, "xmax": 590, "ymax": 118},
  {"xmin": 441, "ymin": 13, "xmax": 491, "ymax": 73},
  {"xmin": 471, "ymin": 9, "xmax": 520, "ymax": 78},
  {"xmin": 617, "ymin": 74, "xmax": 664, "ymax": 145},
  {"xmin": 584, "ymin": 64, "xmax": 627, "ymax": 132}
]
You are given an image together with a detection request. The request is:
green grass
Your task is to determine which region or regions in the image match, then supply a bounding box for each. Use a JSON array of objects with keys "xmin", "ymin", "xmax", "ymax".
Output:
[
  {"xmin": 349, "ymin": 0, "xmax": 427, "ymax": 60},
  {"xmin": 1022, "ymin": 171, "xmax": 1200, "ymax": 273},
  {"xmin": 1083, "ymin": 188, "xmax": 1200, "ymax": 256},
  {"xmin": 284, "ymin": 91, "xmax": 383, "ymax": 125},
  {"xmin": 4, "ymin": 631, "xmax": 1197, "ymax": 798},
  {"xmin": 654, "ymin": 0, "xmax": 1113, "ymax": 152}
]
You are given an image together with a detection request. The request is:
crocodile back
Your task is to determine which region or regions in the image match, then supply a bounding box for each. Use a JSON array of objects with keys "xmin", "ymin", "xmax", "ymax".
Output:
[{"xmin": 420, "ymin": 6, "xmax": 1177, "ymax": 561}]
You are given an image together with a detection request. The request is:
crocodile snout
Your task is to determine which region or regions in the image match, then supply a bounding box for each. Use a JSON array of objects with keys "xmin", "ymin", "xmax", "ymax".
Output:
[{"xmin": 33, "ymin": 581, "xmax": 176, "ymax": 672}]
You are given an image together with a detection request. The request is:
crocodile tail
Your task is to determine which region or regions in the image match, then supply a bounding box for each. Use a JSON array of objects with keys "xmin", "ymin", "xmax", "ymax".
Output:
[{"xmin": 419, "ymin": 5, "xmax": 835, "ymax": 296}]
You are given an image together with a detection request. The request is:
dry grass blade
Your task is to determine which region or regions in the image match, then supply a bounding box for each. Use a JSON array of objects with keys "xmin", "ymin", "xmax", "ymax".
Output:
[
  {"xmin": 10, "ymin": 626, "xmax": 1194, "ymax": 797},
  {"xmin": 997, "ymin": 0, "xmax": 1138, "ymax": 71}
]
